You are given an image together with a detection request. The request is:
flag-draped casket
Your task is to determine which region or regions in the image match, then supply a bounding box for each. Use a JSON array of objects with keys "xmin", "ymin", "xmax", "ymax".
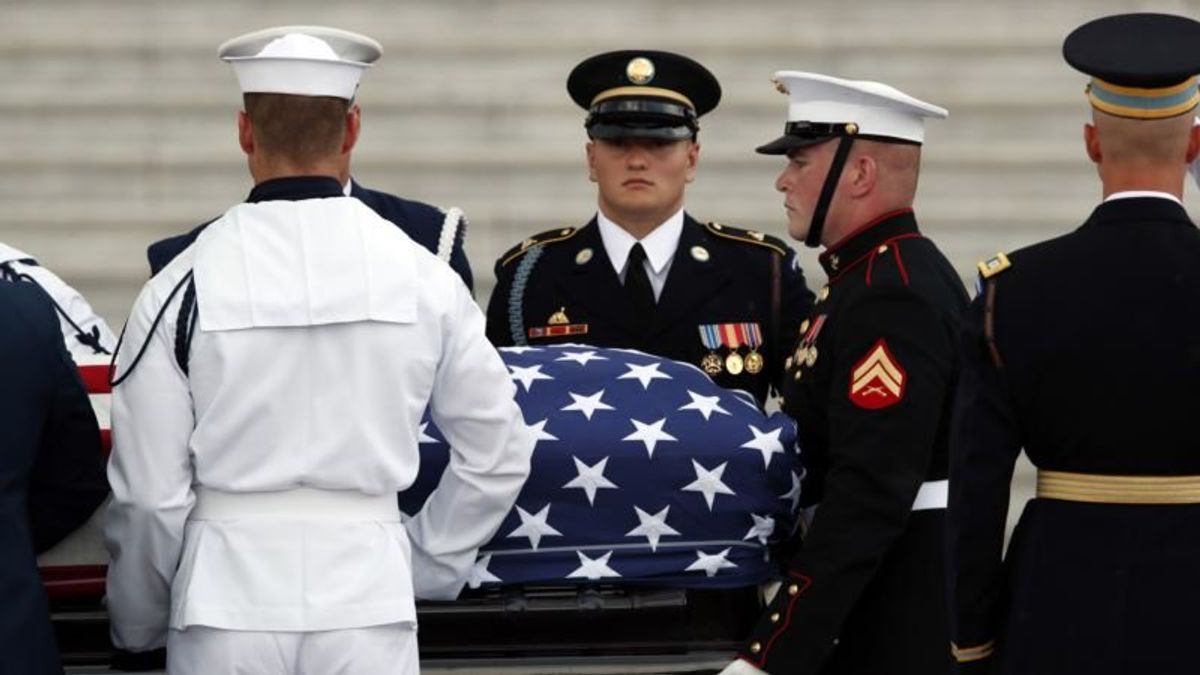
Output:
[{"xmin": 401, "ymin": 344, "xmax": 804, "ymax": 589}]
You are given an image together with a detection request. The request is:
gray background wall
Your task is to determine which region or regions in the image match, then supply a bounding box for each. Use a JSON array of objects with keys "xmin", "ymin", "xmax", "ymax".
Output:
[{"xmin": 7, "ymin": 0, "xmax": 1200, "ymax": 326}]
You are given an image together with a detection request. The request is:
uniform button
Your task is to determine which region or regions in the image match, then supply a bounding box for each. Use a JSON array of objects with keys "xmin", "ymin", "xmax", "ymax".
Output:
[
  {"xmin": 877, "ymin": 245, "xmax": 888, "ymax": 254},
  {"xmin": 785, "ymin": 357, "xmax": 794, "ymax": 369},
  {"xmin": 770, "ymin": 612, "xmax": 781, "ymax": 623},
  {"xmin": 750, "ymin": 641, "xmax": 762, "ymax": 654},
  {"xmin": 793, "ymin": 370, "xmax": 802, "ymax": 381},
  {"xmin": 788, "ymin": 584, "xmax": 800, "ymax": 596},
  {"xmin": 799, "ymin": 319, "xmax": 810, "ymax": 334}
]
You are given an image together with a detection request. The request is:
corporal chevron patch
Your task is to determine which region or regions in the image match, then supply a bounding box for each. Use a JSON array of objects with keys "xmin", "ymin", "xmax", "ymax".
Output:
[{"xmin": 848, "ymin": 339, "xmax": 906, "ymax": 410}]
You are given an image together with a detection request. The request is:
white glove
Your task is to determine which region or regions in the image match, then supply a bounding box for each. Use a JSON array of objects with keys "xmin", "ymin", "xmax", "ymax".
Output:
[{"xmin": 718, "ymin": 658, "xmax": 770, "ymax": 675}]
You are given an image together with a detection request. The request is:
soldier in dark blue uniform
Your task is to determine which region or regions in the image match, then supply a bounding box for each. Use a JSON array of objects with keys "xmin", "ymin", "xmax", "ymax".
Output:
[
  {"xmin": 487, "ymin": 50, "xmax": 814, "ymax": 406},
  {"xmin": 722, "ymin": 71, "xmax": 967, "ymax": 675},
  {"xmin": 0, "ymin": 281, "xmax": 108, "ymax": 675},
  {"xmin": 949, "ymin": 14, "xmax": 1200, "ymax": 675}
]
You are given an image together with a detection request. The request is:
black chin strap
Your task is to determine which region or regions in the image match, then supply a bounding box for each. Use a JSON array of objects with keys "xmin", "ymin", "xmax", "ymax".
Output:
[{"xmin": 805, "ymin": 135, "xmax": 857, "ymax": 248}]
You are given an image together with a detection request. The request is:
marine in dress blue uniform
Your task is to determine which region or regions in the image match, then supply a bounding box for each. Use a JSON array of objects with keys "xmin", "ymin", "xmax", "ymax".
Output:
[
  {"xmin": 487, "ymin": 51, "xmax": 814, "ymax": 406},
  {"xmin": 0, "ymin": 281, "xmax": 107, "ymax": 675},
  {"xmin": 723, "ymin": 72, "xmax": 967, "ymax": 675},
  {"xmin": 949, "ymin": 14, "xmax": 1200, "ymax": 675}
]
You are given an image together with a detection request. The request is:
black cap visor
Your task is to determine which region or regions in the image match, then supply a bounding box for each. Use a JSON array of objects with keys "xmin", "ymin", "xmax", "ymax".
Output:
[{"xmin": 586, "ymin": 98, "xmax": 698, "ymax": 140}]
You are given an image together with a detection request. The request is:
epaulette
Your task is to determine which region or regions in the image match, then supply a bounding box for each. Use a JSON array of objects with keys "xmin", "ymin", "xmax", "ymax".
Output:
[
  {"xmin": 704, "ymin": 222, "xmax": 788, "ymax": 256},
  {"xmin": 977, "ymin": 252, "xmax": 1012, "ymax": 279},
  {"xmin": 499, "ymin": 227, "xmax": 579, "ymax": 267}
]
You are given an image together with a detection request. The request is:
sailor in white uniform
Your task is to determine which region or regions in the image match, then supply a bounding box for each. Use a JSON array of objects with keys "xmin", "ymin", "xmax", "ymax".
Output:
[{"xmin": 104, "ymin": 26, "xmax": 535, "ymax": 674}]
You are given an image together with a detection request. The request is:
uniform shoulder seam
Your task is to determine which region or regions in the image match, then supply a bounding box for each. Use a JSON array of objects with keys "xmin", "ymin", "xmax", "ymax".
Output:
[
  {"xmin": 499, "ymin": 227, "xmax": 580, "ymax": 267},
  {"xmin": 704, "ymin": 222, "xmax": 787, "ymax": 256}
]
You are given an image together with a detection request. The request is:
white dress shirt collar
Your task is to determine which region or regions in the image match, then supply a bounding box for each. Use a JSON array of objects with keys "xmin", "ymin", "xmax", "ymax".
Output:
[
  {"xmin": 596, "ymin": 208, "xmax": 684, "ymax": 276},
  {"xmin": 1104, "ymin": 190, "xmax": 1183, "ymax": 206}
]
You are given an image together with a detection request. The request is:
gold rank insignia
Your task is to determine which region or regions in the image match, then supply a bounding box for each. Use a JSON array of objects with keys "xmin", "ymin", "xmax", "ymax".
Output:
[
  {"xmin": 977, "ymin": 252, "xmax": 1012, "ymax": 279},
  {"xmin": 849, "ymin": 339, "xmax": 906, "ymax": 410}
]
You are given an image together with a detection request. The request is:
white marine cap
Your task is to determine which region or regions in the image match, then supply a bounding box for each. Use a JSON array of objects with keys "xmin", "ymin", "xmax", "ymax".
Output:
[
  {"xmin": 756, "ymin": 71, "xmax": 948, "ymax": 154},
  {"xmin": 219, "ymin": 25, "xmax": 382, "ymax": 100}
]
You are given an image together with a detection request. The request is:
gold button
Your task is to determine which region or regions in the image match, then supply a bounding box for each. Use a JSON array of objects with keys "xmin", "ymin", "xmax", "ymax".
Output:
[
  {"xmin": 785, "ymin": 357, "xmax": 794, "ymax": 369},
  {"xmin": 793, "ymin": 370, "xmax": 802, "ymax": 381},
  {"xmin": 788, "ymin": 584, "xmax": 800, "ymax": 596},
  {"xmin": 818, "ymin": 287, "xmax": 830, "ymax": 301},
  {"xmin": 770, "ymin": 612, "xmax": 781, "ymax": 623},
  {"xmin": 799, "ymin": 319, "xmax": 810, "ymax": 334},
  {"xmin": 750, "ymin": 641, "xmax": 762, "ymax": 654},
  {"xmin": 877, "ymin": 245, "xmax": 888, "ymax": 254}
]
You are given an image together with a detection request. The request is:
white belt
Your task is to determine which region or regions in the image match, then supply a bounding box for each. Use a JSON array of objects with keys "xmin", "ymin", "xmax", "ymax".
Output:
[
  {"xmin": 911, "ymin": 479, "xmax": 948, "ymax": 511},
  {"xmin": 190, "ymin": 486, "xmax": 401, "ymax": 522}
]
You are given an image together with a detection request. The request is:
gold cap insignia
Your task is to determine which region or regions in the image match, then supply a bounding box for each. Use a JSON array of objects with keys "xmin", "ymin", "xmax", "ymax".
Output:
[
  {"xmin": 690, "ymin": 245, "xmax": 710, "ymax": 262},
  {"xmin": 626, "ymin": 57, "xmax": 656, "ymax": 85},
  {"xmin": 844, "ymin": 122, "xmax": 859, "ymax": 135},
  {"xmin": 575, "ymin": 247, "xmax": 594, "ymax": 265},
  {"xmin": 773, "ymin": 78, "xmax": 788, "ymax": 95},
  {"xmin": 548, "ymin": 307, "xmax": 570, "ymax": 325}
]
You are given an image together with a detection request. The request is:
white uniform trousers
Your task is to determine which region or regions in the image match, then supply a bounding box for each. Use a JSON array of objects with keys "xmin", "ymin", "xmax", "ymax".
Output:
[{"xmin": 166, "ymin": 622, "xmax": 419, "ymax": 675}]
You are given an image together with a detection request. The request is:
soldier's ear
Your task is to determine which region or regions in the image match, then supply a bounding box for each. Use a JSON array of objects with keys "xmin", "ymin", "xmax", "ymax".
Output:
[
  {"xmin": 1185, "ymin": 122, "xmax": 1200, "ymax": 164},
  {"xmin": 342, "ymin": 105, "xmax": 362, "ymax": 155},
  {"xmin": 685, "ymin": 140, "xmax": 700, "ymax": 183},
  {"xmin": 843, "ymin": 153, "xmax": 877, "ymax": 198},
  {"xmin": 237, "ymin": 111, "xmax": 254, "ymax": 156},
  {"xmin": 1083, "ymin": 123, "xmax": 1102, "ymax": 163},
  {"xmin": 586, "ymin": 141, "xmax": 598, "ymax": 182}
]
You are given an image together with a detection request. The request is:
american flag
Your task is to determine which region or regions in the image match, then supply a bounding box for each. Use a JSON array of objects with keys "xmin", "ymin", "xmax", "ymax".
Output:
[{"xmin": 401, "ymin": 344, "xmax": 803, "ymax": 590}]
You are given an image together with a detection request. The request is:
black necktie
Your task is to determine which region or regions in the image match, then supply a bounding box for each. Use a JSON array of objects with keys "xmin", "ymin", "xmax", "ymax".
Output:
[{"xmin": 625, "ymin": 243, "xmax": 656, "ymax": 327}]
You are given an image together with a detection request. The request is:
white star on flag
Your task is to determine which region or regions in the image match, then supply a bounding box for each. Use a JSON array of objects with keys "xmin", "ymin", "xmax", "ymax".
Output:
[
  {"xmin": 556, "ymin": 350, "xmax": 608, "ymax": 366},
  {"xmin": 561, "ymin": 390, "xmax": 616, "ymax": 420},
  {"xmin": 529, "ymin": 419, "xmax": 559, "ymax": 443},
  {"xmin": 686, "ymin": 548, "xmax": 738, "ymax": 577},
  {"xmin": 618, "ymin": 362, "xmax": 673, "ymax": 389},
  {"xmin": 779, "ymin": 471, "xmax": 802, "ymax": 513},
  {"xmin": 743, "ymin": 514, "xmax": 776, "ymax": 546},
  {"xmin": 626, "ymin": 506, "xmax": 680, "ymax": 552},
  {"xmin": 741, "ymin": 425, "xmax": 785, "ymax": 469},
  {"xmin": 508, "ymin": 364, "xmax": 554, "ymax": 392},
  {"xmin": 501, "ymin": 346, "xmax": 541, "ymax": 354},
  {"xmin": 467, "ymin": 553, "xmax": 502, "ymax": 589},
  {"xmin": 563, "ymin": 456, "xmax": 619, "ymax": 505},
  {"xmin": 418, "ymin": 422, "xmax": 439, "ymax": 444},
  {"xmin": 623, "ymin": 418, "xmax": 677, "ymax": 458},
  {"xmin": 678, "ymin": 391, "xmax": 731, "ymax": 420},
  {"xmin": 682, "ymin": 460, "xmax": 736, "ymax": 510},
  {"xmin": 567, "ymin": 550, "xmax": 622, "ymax": 580},
  {"xmin": 507, "ymin": 504, "xmax": 563, "ymax": 550}
]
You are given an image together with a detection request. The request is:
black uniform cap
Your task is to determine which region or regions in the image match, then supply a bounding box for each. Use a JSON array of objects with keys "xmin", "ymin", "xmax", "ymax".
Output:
[
  {"xmin": 567, "ymin": 50, "xmax": 721, "ymax": 140},
  {"xmin": 1064, "ymin": 13, "xmax": 1200, "ymax": 119}
]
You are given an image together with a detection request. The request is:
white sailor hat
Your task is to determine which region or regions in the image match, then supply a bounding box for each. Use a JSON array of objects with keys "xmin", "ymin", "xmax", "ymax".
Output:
[
  {"xmin": 218, "ymin": 26, "xmax": 382, "ymax": 100},
  {"xmin": 756, "ymin": 71, "xmax": 947, "ymax": 154}
]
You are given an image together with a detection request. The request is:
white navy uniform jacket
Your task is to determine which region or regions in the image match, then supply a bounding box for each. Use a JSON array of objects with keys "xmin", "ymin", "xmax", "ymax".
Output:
[
  {"xmin": 104, "ymin": 177, "xmax": 535, "ymax": 652},
  {"xmin": 0, "ymin": 242, "xmax": 117, "ymax": 359}
]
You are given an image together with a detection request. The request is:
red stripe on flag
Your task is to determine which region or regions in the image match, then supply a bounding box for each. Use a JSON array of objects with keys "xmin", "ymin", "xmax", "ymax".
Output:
[{"xmin": 78, "ymin": 364, "xmax": 112, "ymax": 395}]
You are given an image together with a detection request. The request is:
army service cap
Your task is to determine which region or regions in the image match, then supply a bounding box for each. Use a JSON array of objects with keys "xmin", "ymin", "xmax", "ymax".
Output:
[
  {"xmin": 1064, "ymin": 13, "xmax": 1200, "ymax": 119},
  {"xmin": 756, "ymin": 71, "xmax": 947, "ymax": 155},
  {"xmin": 568, "ymin": 50, "xmax": 721, "ymax": 140},
  {"xmin": 219, "ymin": 25, "xmax": 382, "ymax": 100}
]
